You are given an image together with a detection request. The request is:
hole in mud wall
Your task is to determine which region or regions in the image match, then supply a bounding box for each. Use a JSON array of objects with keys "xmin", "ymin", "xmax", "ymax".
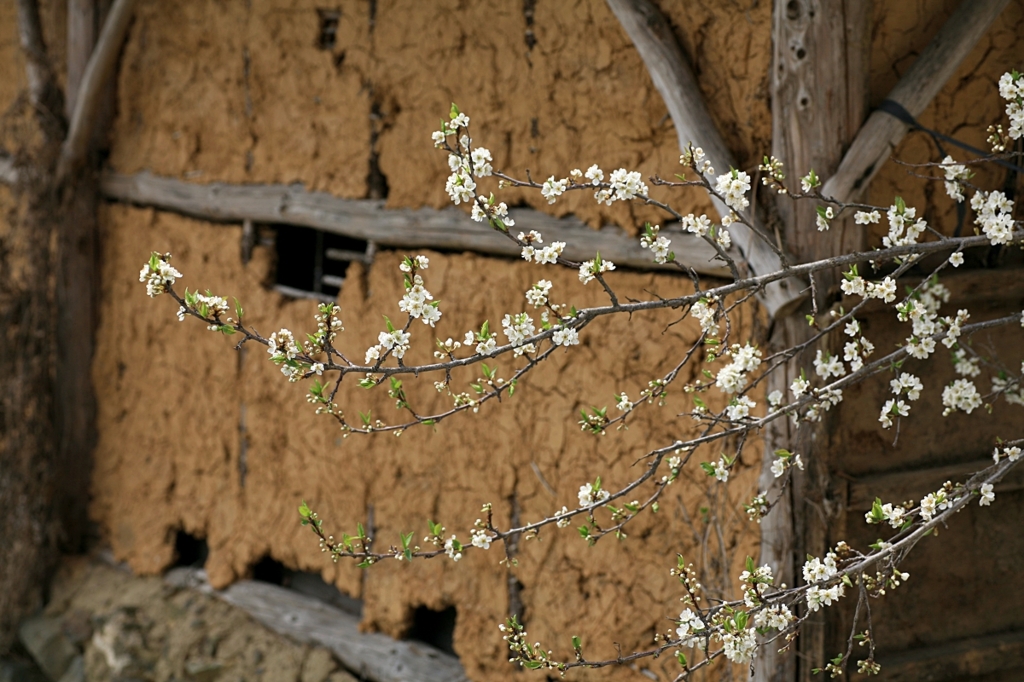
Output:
[
  {"xmin": 251, "ymin": 555, "xmax": 287, "ymax": 584},
  {"xmin": 173, "ymin": 531, "xmax": 209, "ymax": 568},
  {"xmin": 316, "ymin": 8, "xmax": 341, "ymax": 50},
  {"xmin": 271, "ymin": 224, "xmax": 370, "ymax": 301},
  {"xmin": 407, "ymin": 605, "xmax": 457, "ymax": 655}
]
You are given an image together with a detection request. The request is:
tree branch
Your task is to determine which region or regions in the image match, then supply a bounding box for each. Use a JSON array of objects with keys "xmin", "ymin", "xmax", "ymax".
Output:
[
  {"xmin": 604, "ymin": 0, "xmax": 804, "ymax": 319},
  {"xmin": 57, "ymin": 0, "xmax": 137, "ymax": 182},
  {"xmin": 16, "ymin": 0, "xmax": 65, "ymax": 136},
  {"xmin": 822, "ymin": 0, "xmax": 1011, "ymax": 204}
]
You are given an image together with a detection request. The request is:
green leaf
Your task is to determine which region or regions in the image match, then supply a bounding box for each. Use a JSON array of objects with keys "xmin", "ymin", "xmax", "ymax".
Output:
[
  {"xmin": 384, "ymin": 315, "xmax": 395, "ymax": 333},
  {"xmin": 298, "ymin": 501, "xmax": 312, "ymax": 518},
  {"xmin": 676, "ymin": 651, "xmax": 688, "ymax": 667},
  {"xmin": 700, "ymin": 462, "xmax": 715, "ymax": 476},
  {"xmin": 571, "ymin": 635, "xmax": 581, "ymax": 650},
  {"xmin": 233, "ymin": 298, "xmax": 244, "ymax": 319},
  {"xmin": 746, "ymin": 556, "xmax": 755, "ymax": 573},
  {"xmin": 449, "ymin": 102, "xmax": 460, "ymax": 119}
]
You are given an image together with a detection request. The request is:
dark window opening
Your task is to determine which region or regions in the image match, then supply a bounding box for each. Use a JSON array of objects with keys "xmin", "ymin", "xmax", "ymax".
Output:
[
  {"xmin": 272, "ymin": 224, "xmax": 371, "ymax": 301},
  {"xmin": 317, "ymin": 9, "xmax": 341, "ymax": 50},
  {"xmin": 173, "ymin": 530, "xmax": 209, "ymax": 568},
  {"xmin": 407, "ymin": 605, "xmax": 457, "ymax": 656},
  {"xmin": 251, "ymin": 555, "xmax": 286, "ymax": 585}
]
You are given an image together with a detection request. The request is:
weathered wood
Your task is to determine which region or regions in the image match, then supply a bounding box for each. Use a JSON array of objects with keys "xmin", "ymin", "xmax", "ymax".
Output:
[
  {"xmin": 822, "ymin": 0, "xmax": 1012, "ymax": 204},
  {"xmin": 57, "ymin": 0, "xmax": 137, "ymax": 181},
  {"xmin": 66, "ymin": 0, "xmax": 97, "ymax": 117},
  {"xmin": 847, "ymin": 458, "xmax": 1024, "ymax": 510},
  {"xmin": 100, "ymin": 171, "xmax": 731, "ymax": 276},
  {"xmin": 605, "ymin": 0, "xmax": 804, "ymax": 319},
  {"xmin": 0, "ymin": 154, "xmax": 16, "ymax": 185},
  {"xmin": 873, "ymin": 629, "xmax": 1024, "ymax": 681},
  {"xmin": 165, "ymin": 568, "xmax": 469, "ymax": 682},
  {"xmin": 762, "ymin": 3, "xmax": 872, "ymax": 680}
]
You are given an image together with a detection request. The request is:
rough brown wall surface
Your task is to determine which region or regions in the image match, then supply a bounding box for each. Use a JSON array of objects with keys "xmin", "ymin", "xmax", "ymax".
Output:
[
  {"xmin": 92, "ymin": 204, "xmax": 763, "ymax": 680},
  {"xmin": 107, "ymin": 0, "xmax": 773, "ymax": 231}
]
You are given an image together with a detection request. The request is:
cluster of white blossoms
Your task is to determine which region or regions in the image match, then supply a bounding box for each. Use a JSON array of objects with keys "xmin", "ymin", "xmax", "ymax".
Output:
[
  {"xmin": 674, "ymin": 608, "xmax": 706, "ymax": 648},
  {"xmin": 501, "ymin": 312, "xmax": 536, "ymax": 356},
  {"xmin": 680, "ymin": 146, "xmax": 714, "ymax": 175},
  {"xmin": 840, "ymin": 269, "xmax": 897, "ymax": 303},
  {"xmin": 552, "ymin": 325, "xmax": 580, "ymax": 347},
  {"xmin": 714, "ymin": 168, "xmax": 751, "ymax": 213},
  {"xmin": 268, "ymin": 328, "xmax": 304, "ymax": 380},
  {"xmin": 941, "ymin": 377, "xmax": 983, "ymax": 415},
  {"xmin": 639, "ymin": 223, "xmax": 672, "ymax": 264},
  {"xmin": 608, "ymin": 168, "xmax": 648, "ymax": 201},
  {"xmin": 992, "ymin": 368, "xmax": 1024, "ymax": 406},
  {"xmin": 952, "ymin": 348, "xmax": 981, "ymax": 377},
  {"xmin": 681, "ymin": 212, "xmax": 712, "ymax": 238},
  {"xmin": 812, "ymin": 349, "xmax": 844, "ymax": 380},
  {"xmin": 879, "ymin": 372, "xmax": 925, "ymax": 428},
  {"xmin": 464, "ymin": 326, "xmax": 497, "ymax": 355},
  {"xmin": 770, "ymin": 451, "xmax": 804, "ymax": 478},
  {"xmin": 941, "ymin": 155, "xmax": 970, "ymax": 202},
  {"xmin": 714, "ymin": 343, "xmax": 762, "ymax": 394},
  {"xmin": 993, "ymin": 444, "xmax": 1022, "ymax": 464},
  {"xmin": 541, "ymin": 176, "xmax": 567, "ymax": 203},
  {"xmin": 854, "ymin": 209, "xmax": 880, "ymax": 225},
  {"xmin": 999, "ymin": 70, "xmax": 1024, "ymax": 139},
  {"xmin": 444, "ymin": 535, "xmax": 463, "ymax": 562},
  {"xmin": 578, "ymin": 256, "xmax": 616, "ymax": 284},
  {"xmin": 721, "ymin": 629, "xmax": 757, "ymax": 665},
  {"xmin": 971, "ymin": 190, "xmax": 1016, "ymax": 245},
  {"xmin": 689, "ymin": 297, "xmax": 718, "ymax": 336},
  {"xmin": 518, "ymin": 230, "xmax": 566, "ymax": 264},
  {"xmin": 577, "ymin": 480, "xmax": 611, "ymax": 507},
  {"xmin": 366, "ymin": 328, "xmax": 412, "ymax": 364},
  {"xmin": 725, "ymin": 395, "xmax": 757, "ymax": 421},
  {"xmin": 179, "ymin": 291, "xmax": 229, "ymax": 326},
  {"xmin": 802, "ymin": 552, "xmax": 844, "ymax": 613},
  {"xmin": 398, "ymin": 278, "xmax": 441, "ymax": 327},
  {"xmin": 815, "ymin": 206, "xmax": 834, "ymax": 231},
  {"xmin": 841, "ymin": 319, "xmax": 875, "ymax": 373},
  {"xmin": 525, "ymin": 279, "xmax": 552, "ymax": 307},
  {"xmin": 865, "ymin": 499, "xmax": 908, "ymax": 529},
  {"xmin": 882, "ymin": 199, "xmax": 927, "ymax": 248},
  {"xmin": 139, "ymin": 255, "xmax": 182, "ymax": 298},
  {"xmin": 470, "ymin": 528, "xmax": 493, "ymax": 550},
  {"xmin": 471, "ymin": 197, "xmax": 514, "ymax": 227}
]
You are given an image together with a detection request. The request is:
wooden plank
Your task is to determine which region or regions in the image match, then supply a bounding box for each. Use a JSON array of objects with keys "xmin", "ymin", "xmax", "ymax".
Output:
[
  {"xmin": 873, "ymin": 629, "xmax": 1024, "ymax": 681},
  {"xmin": 164, "ymin": 568, "xmax": 469, "ymax": 682},
  {"xmin": 99, "ymin": 170, "xmax": 730, "ymax": 276},
  {"xmin": 760, "ymin": 3, "xmax": 871, "ymax": 679},
  {"xmin": 66, "ymin": 0, "xmax": 97, "ymax": 117},
  {"xmin": 848, "ymin": 458, "xmax": 1024, "ymax": 510},
  {"xmin": 822, "ymin": 0, "xmax": 1012, "ymax": 204},
  {"xmin": 604, "ymin": 0, "xmax": 804, "ymax": 319}
]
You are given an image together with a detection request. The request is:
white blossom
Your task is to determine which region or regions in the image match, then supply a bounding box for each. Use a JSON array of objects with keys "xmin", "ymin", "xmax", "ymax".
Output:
[
  {"xmin": 941, "ymin": 378, "xmax": 982, "ymax": 415},
  {"xmin": 715, "ymin": 169, "xmax": 751, "ymax": 212},
  {"xmin": 979, "ymin": 483, "xmax": 995, "ymax": 507},
  {"xmin": 552, "ymin": 326, "xmax": 579, "ymax": 347},
  {"xmin": 584, "ymin": 164, "xmax": 603, "ymax": 184},
  {"xmin": 526, "ymin": 280, "xmax": 552, "ymax": 307},
  {"xmin": 541, "ymin": 176, "xmax": 567, "ymax": 204}
]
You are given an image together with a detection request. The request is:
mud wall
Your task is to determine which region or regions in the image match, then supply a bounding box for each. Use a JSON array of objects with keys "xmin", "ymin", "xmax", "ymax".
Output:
[{"xmin": 1, "ymin": 0, "xmax": 1023, "ymax": 679}]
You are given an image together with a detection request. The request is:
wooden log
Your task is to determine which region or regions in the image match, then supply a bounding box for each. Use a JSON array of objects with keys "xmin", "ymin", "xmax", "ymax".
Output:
[
  {"xmin": 605, "ymin": 0, "xmax": 805, "ymax": 319},
  {"xmin": 762, "ymin": 3, "xmax": 871, "ymax": 680},
  {"xmin": 99, "ymin": 171, "xmax": 731, "ymax": 277},
  {"xmin": 57, "ymin": 0, "xmax": 137, "ymax": 181},
  {"xmin": 822, "ymin": 0, "xmax": 1012, "ymax": 204},
  {"xmin": 164, "ymin": 568, "xmax": 469, "ymax": 682}
]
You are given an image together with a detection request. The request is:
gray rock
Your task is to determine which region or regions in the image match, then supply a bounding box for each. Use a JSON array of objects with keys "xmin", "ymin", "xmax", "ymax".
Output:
[{"xmin": 18, "ymin": 615, "xmax": 79, "ymax": 681}]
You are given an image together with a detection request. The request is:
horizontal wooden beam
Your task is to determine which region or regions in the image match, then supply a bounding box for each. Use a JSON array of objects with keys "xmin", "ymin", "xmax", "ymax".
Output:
[
  {"xmin": 100, "ymin": 171, "xmax": 730, "ymax": 277},
  {"xmin": 165, "ymin": 568, "xmax": 468, "ymax": 682},
  {"xmin": 822, "ymin": 0, "xmax": 1011, "ymax": 204},
  {"xmin": 872, "ymin": 628, "xmax": 1024, "ymax": 681},
  {"xmin": 847, "ymin": 457, "xmax": 1024, "ymax": 510}
]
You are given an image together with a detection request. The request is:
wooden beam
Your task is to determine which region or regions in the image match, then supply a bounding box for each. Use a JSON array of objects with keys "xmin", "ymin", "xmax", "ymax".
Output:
[
  {"xmin": 761, "ymin": 3, "xmax": 871, "ymax": 680},
  {"xmin": 57, "ymin": 0, "xmax": 137, "ymax": 182},
  {"xmin": 165, "ymin": 568, "xmax": 469, "ymax": 682},
  {"xmin": 872, "ymin": 629, "xmax": 1024, "ymax": 681},
  {"xmin": 99, "ymin": 171, "xmax": 731, "ymax": 276},
  {"xmin": 847, "ymin": 458, "xmax": 1024, "ymax": 511},
  {"xmin": 66, "ymin": 0, "xmax": 97, "ymax": 117},
  {"xmin": 604, "ymin": 0, "xmax": 805, "ymax": 319},
  {"xmin": 822, "ymin": 0, "xmax": 1011, "ymax": 204}
]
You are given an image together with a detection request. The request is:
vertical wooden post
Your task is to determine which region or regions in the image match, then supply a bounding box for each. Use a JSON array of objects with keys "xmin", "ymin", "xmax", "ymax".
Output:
[{"xmin": 757, "ymin": 2, "xmax": 870, "ymax": 681}]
